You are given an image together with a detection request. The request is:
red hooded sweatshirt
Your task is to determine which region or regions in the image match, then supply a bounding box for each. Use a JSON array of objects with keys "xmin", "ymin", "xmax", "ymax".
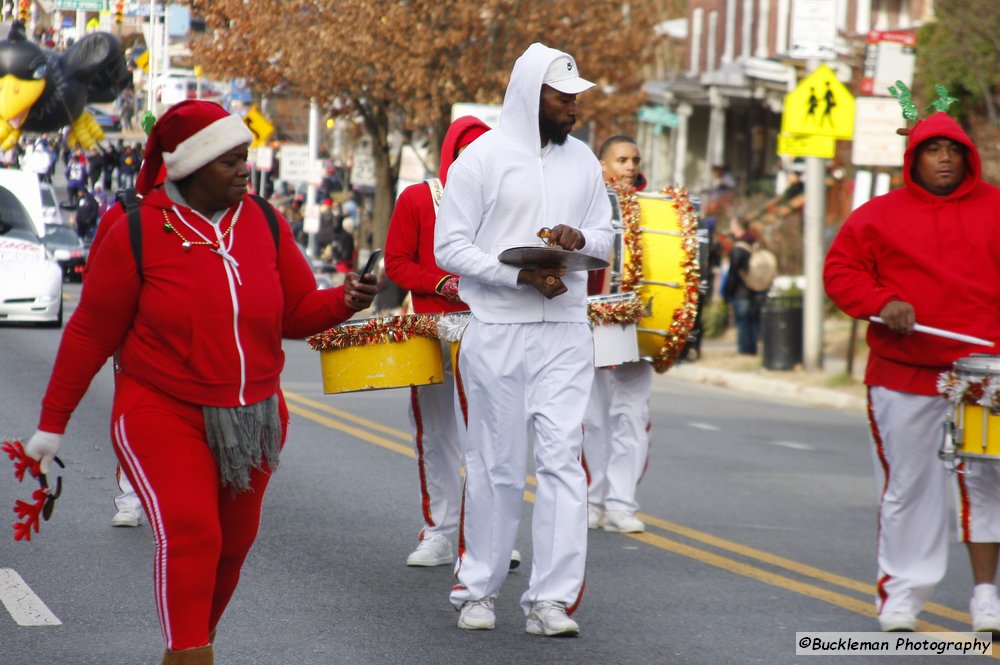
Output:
[
  {"xmin": 39, "ymin": 188, "xmax": 355, "ymax": 433},
  {"xmin": 824, "ymin": 112, "xmax": 1000, "ymax": 395},
  {"xmin": 384, "ymin": 116, "xmax": 490, "ymax": 314}
]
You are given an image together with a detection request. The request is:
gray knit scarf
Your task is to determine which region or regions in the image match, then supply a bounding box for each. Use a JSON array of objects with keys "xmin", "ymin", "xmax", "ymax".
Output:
[{"xmin": 203, "ymin": 394, "xmax": 281, "ymax": 491}]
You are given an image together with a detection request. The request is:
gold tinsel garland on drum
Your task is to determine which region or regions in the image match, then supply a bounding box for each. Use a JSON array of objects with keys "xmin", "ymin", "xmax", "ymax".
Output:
[
  {"xmin": 587, "ymin": 296, "xmax": 644, "ymax": 326},
  {"xmin": 937, "ymin": 371, "xmax": 1000, "ymax": 408},
  {"xmin": 650, "ymin": 185, "xmax": 700, "ymax": 373},
  {"xmin": 616, "ymin": 182, "xmax": 644, "ymax": 296},
  {"xmin": 307, "ymin": 314, "xmax": 439, "ymax": 351}
]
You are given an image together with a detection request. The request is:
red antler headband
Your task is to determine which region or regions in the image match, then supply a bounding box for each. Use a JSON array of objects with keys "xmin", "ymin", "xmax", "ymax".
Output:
[{"xmin": 2, "ymin": 440, "xmax": 63, "ymax": 542}]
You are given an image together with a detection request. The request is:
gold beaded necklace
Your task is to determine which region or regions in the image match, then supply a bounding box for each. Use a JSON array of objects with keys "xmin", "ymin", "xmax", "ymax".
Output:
[{"xmin": 162, "ymin": 204, "xmax": 242, "ymax": 251}]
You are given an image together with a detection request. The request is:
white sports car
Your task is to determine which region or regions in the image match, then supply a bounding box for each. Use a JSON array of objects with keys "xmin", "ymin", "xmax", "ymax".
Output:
[{"xmin": 0, "ymin": 181, "xmax": 64, "ymax": 327}]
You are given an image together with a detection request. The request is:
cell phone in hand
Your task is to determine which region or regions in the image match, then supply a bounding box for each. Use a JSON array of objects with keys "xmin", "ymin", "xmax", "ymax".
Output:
[{"xmin": 361, "ymin": 248, "xmax": 382, "ymax": 278}]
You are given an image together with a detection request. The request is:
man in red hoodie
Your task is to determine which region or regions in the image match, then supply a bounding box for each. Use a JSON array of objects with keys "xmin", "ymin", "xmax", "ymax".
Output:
[
  {"xmin": 384, "ymin": 116, "xmax": 499, "ymax": 567},
  {"xmin": 825, "ymin": 112, "xmax": 1000, "ymax": 633}
]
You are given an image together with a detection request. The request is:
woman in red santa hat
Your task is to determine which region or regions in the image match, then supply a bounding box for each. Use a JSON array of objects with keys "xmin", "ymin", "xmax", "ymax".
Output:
[{"xmin": 24, "ymin": 99, "xmax": 378, "ymax": 664}]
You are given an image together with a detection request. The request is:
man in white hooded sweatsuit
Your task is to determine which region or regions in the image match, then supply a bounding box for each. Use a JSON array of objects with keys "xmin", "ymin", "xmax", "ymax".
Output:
[{"xmin": 434, "ymin": 43, "xmax": 613, "ymax": 636}]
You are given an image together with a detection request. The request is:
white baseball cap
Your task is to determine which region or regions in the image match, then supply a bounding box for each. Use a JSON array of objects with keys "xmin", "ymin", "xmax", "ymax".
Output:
[{"xmin": 542, "ymin": 55, "xmax": 595, "ymax": 95}]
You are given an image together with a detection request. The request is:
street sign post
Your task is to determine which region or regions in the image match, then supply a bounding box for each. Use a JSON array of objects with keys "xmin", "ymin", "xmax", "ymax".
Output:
[
  {"xmin": 55, "ymin": 0, "xmax": 108, "ymax": 10},
  {"xmin": 279, "ymin": 144, "xmax": 323, "ymax": 185},
  {"xmin": 777, "ymin": 133, "xmax": 836, "ymax": 159},
  {"xmin": 860, "ymin": 30, "xmax": 917, "ymax": 97},
  {"xmin": 779, "ymin": 60, "xmax": 853, "ymax": 373},
  {"xmin": 788, "ymin": 0, "xmax": 837, "ymax": 60},
  {"xmin": 851, "ymin": 97, "xmax": 906, "ymax": 167},
  {"xmin": 243, "ymin": 106, "xmax": 274, "ymax": 149},
  {"xmin": 254, "ymin": 145, "xmax": 274, "ymax": 173},
  {"xmin": 781, "ymin": 65, "xmax": 856, "ymax": 140}
]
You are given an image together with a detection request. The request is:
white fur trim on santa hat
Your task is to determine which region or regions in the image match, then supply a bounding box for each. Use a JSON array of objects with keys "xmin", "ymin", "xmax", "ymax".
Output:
[{"xmin": 162, "ymin": 114, "xmax": 254, "ymax": 181}]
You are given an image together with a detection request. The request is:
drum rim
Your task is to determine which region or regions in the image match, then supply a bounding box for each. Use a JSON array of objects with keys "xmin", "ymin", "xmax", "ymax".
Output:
[
  {"xmin": 634, "ymin": 191, "xmax": 676, "ymax": 201},
  {"xmin": 954, "ymin": 353, "xmax": 1000, "ymax": 375},
  {"xmin": 336, "ymin": 313, "xmax": 428, "ymax": 330},
  {"xmin": 956, "ymin": 452, "xmax": 1000, "ymax": 461},
  {"xmin": 586, "ymin": 293, "xmax": 642, "ymax": 303}
]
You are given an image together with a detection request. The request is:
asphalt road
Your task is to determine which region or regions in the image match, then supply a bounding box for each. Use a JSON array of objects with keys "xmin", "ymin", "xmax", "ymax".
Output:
[{"xmin": 0, "ymin": 284, "xmax": 994, "ymax": 664}]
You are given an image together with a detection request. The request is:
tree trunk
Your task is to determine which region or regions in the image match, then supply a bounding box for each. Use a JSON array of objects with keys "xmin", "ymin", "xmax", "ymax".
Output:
[{"xmin": 359, "ymin": 102, "xmax": 399, "ymax": 254}]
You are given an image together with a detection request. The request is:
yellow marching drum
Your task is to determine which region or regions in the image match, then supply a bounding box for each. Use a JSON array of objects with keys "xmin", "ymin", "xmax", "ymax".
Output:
[
  {"xmin": 309, "ymin": 315, "xmax": 443, "ymax": 394},
  {"xmin": 941, "ymin": 355, "xmax": 1000, "ymax": 461},
  {"xmin": 611, "ymin": 186, "xmax": 699, "ymax": 371}
]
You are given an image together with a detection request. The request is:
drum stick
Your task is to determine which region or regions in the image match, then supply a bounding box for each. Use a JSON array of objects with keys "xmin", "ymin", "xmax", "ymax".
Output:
[{"xmin": 869, "ymin": 316, "xmax": 995, "ymax": 347}]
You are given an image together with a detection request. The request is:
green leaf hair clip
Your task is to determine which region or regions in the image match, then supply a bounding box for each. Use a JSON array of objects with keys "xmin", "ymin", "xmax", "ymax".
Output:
[
  {"xmin": 888, "ymin": 81, "xmax": 918, "ymax": 121},
  {"xmin": 140, "ymin": 111, "xmax": 157, "ymax": 137},
  {"xmin": 930, "ymin": 85, "xmax": 959, "ymax": 113}
]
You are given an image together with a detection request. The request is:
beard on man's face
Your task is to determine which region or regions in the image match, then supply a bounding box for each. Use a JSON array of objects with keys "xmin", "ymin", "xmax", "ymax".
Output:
[{"xmin": 539, "ymin": 114, "xmax": 571, "ymax": 146}]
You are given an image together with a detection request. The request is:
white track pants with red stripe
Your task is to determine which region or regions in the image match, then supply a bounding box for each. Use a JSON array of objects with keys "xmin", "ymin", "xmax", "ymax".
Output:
[
  {"xmin": 450, "ymin": 320, "xmax": 592, "ymax": 615},
  {"xmin": 956, "ymin": 461, "xmax": 1000, "ymax": 543},
  {"xmin": 409, "ymin": 342, "xmax": 462, "ymax": 541},
  {"xmin": 867, "ymin": 386, "xmax": 951, "ymax": 619},
  {"xmin": 582, "ymin": 360, "xmax": 652, "ymax": 513}
]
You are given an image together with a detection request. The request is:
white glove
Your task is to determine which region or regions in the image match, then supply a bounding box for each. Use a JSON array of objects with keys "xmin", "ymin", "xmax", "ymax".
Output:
[{"xmin": 25, "ymin": 430, "xmax": 63, "ymax": 475}]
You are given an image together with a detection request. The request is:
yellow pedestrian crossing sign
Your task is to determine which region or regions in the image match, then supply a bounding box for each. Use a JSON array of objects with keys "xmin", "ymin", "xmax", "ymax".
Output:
[
  {"xmin": 243, "ymin": 106, "xmax": 275, "ymax": 149},
  {"xmin": 781, "ymin": 65, "xmax": 855, "ymax": 140},
  {"xmin": 135, "ymin": 50, "xmax": 149, "ymax": 73},
  {"xmin": 777, "ymin": 133, "xmax": 836, "ymax": 159}
]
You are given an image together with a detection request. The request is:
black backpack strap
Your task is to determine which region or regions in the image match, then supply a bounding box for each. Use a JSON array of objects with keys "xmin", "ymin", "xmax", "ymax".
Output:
[
  {"xmin": 250, "ymin": 193, "xmax": 279, "ymax": 252},
  {"xmin": 115, "ymin": 188, "xmax": 143, "ymax": 281}
]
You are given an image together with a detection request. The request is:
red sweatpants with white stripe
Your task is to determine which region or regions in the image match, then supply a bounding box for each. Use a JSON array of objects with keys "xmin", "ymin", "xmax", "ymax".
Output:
[{"xmin": 111, "ymin": 372, "xmax": 286, "ymax": 650}]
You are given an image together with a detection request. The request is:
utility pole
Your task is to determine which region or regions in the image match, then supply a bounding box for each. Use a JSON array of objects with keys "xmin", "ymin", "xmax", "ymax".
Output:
[{"xmin": 306, "ymin": 98, "xmax": 320, "ymax": 258}]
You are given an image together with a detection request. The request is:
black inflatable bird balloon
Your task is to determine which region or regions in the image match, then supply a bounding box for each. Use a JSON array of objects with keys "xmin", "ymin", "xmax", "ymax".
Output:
[{"xmin": 0, "ymin": 20, "xmax": 131, "ymax": 151}]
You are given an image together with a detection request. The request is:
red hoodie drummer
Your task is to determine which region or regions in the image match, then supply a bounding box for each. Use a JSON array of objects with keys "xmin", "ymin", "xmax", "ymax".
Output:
[
  {"xmin": 825, "ymin": 112, "xmax": 1000, "ymax": 634},
  {"xmin": 384, "ymin": 116, "xmax": 492, "ymax": 567}
]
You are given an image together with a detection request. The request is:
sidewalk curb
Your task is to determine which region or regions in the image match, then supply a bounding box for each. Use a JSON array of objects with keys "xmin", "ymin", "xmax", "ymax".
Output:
[{"xmin": 663, "ymin": 364, "xmax": 867, "ymax": 412}]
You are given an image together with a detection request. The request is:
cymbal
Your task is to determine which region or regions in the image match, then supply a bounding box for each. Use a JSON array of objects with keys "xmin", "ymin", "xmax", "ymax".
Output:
[{"xmin": 498, "ymin": 246, "xmax": 609, "ymax": 272}]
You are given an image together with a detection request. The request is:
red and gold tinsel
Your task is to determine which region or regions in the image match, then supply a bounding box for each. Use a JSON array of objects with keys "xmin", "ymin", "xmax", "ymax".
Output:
[
  {"xmin": 307, "ymin": 314, "xmax": 440, "ymax": 351},
  {"xmin": 614, "ymin": 181, "xmax": 644, "ymax": 294},
  {"xmin": 587, "ymin": 296, "xmax": 644, "ymax": 327},
  {"xmin": 937, "ymin": 370, "xmax": 997, "ymax": 408}
]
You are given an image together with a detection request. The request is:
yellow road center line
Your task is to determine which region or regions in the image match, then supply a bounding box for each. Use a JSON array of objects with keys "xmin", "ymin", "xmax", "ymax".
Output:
[
  {"xmin": 286, "ymin": 392, "xmax": 973, "ymax": 631},
  {"xmin": 635, "ymin": 513, "xmax": 968, "ymax": 625}
]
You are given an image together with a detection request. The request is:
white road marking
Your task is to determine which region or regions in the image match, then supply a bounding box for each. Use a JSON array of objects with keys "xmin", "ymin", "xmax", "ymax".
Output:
[
  {"xmin": 770, "ymin": 440, "xmax": 815, "ymax": 451},
  {"xmin": 0, "ymin": 568, "xmax": 61, "ymax": 626},
  {"xmin": 688, "ymin": 422, "xmax": 720, "ymax": 431}
]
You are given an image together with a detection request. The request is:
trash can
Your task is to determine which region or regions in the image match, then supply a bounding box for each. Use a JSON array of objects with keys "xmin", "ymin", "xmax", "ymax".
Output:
[{"xmin": 762, "ymin": 294, "xmax": 803, "ymax": 370}]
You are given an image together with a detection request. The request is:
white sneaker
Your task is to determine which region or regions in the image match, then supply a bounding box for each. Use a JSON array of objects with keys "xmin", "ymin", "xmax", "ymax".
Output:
[
  {"xmin": 603, "ymin": 510, "xmax": 645, "ymax": 533},
  {"xmin": 406, "ymin": 535, "xmax": 453, "ymax": 567},
  {"xmin": 509, "ymin": 549, "xmax": 521, "ymax": 570},
  {"xmin": 878, "ymin": 612, "xmax": 917, "ymax": 632},
  {"xmin": 457, "ymin": 598, "xmax": 495, "ymax": 630},
  {"xmin": 111, "ymin": 506, "xmax": 144, "ymax": 527},
  {"xmin": 587, "ymin": 504, "xmax": 604, "ymax": 530},
  {"xmin": 971, "ymin": 593, "xmax": 1000, "ymax": 633},
  {"xmin": 526, "ymin": 600, "xmax": 579, "ymax": 637}
]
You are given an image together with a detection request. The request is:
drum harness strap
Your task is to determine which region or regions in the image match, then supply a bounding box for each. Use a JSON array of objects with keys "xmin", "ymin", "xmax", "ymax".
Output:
[
  {"xmin": 426, "ymin": 178, "xmax": 444, "ymax": 213},
  {"xmin": 426, "ymin": 177, "xmax": 456, "ymax": 298}
]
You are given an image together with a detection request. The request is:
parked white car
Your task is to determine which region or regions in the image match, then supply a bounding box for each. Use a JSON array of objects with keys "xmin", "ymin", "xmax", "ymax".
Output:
[
  {"xmin": 39, "ymin": 181, "xmax": 62, "ymax": 226},
  {"xmin": 0, "ymin": 177, "xmax": 64, "ymax": 327}
]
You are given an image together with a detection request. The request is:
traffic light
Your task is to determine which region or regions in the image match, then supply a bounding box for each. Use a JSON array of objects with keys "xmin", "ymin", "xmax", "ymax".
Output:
[
  {"xmin": 17, "ymin": 0, "xmax": 29, "ymax": 22},
  {"xmin": 114, "ymin": 0, "xmax": 124, "ymax": 24}
]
